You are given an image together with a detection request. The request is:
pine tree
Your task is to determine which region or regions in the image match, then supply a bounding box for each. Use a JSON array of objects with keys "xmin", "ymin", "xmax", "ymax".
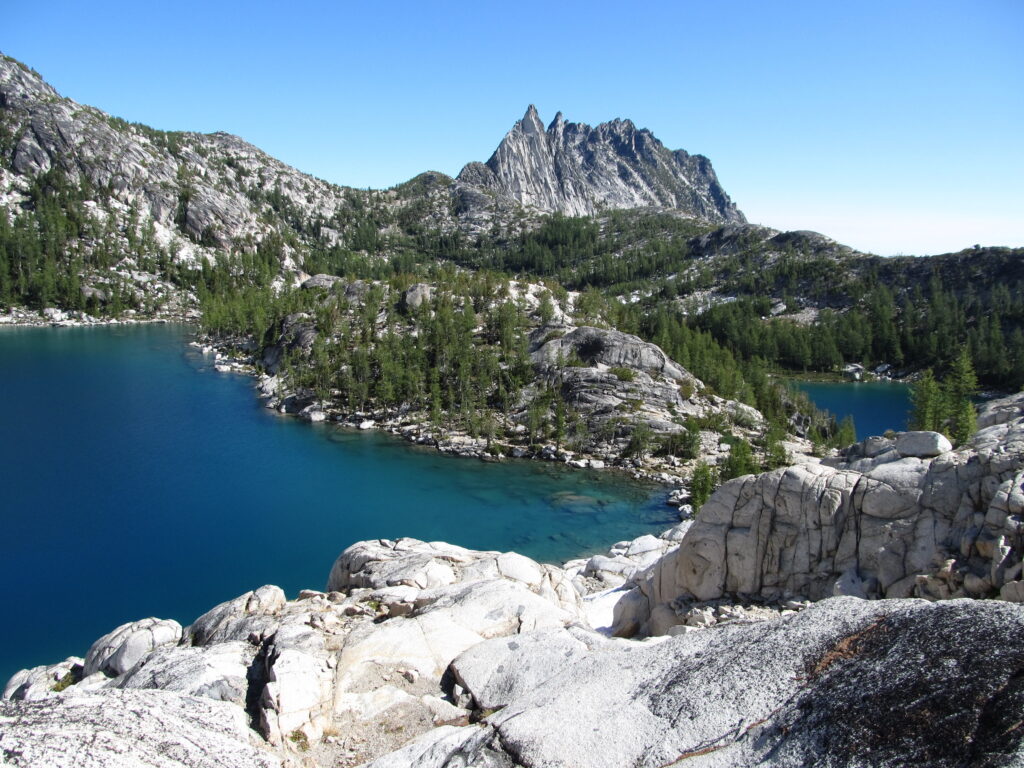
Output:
[
  {"xmin": 943, "ymin": 348, "xmax": 978, "ymax": 444},
  {"xmin": 690, "ymin": 462, "xmax": 718, "ymax": 511},
  {"xmin": 832, "ymin": 415, "xmax": 857, "ymax": 449},
  {"xmin": 910, "ymin": 369, "xmax": 944, "ymax": 432}
]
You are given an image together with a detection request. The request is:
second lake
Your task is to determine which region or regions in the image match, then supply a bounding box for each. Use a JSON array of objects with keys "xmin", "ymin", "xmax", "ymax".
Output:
[{"xmin": 793, "ymin": 379, "xmax": 912, "ymax": 440}]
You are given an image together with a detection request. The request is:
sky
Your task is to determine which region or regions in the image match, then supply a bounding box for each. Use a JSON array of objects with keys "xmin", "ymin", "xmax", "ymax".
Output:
[{"xmin": 4, "ymin": 0, "xmax": 1022, "ymax": 256}]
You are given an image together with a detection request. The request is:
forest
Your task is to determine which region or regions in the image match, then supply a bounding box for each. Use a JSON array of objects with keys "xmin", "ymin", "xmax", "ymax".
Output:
[{"xmin": 2, "ymin": 161, "xmax": 1022, "ymax": 456}]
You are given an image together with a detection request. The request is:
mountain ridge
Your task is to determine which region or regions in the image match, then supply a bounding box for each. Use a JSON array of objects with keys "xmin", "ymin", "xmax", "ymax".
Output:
[
  {"xmin": 3, "ymin": 50, "xmax": 1024, "ymax": 394},
  {"xmin": 455, "ymin": 104, "xmax": 745, "ymax": 223}
]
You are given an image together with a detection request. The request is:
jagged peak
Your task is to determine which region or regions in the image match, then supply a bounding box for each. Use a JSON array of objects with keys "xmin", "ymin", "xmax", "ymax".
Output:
[
  {"xmin": 460, "ymin": 106, "xmax": 746, "ymax": 223},
  {"xmin": 518, "ymin": 104, "xmax": 545, "ymax": 134}
]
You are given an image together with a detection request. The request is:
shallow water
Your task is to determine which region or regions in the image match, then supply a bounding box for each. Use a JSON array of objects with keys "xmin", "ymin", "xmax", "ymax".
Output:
[{"xmin": 0, "ymin": 324, "xmax": 672, "ymax": 682}]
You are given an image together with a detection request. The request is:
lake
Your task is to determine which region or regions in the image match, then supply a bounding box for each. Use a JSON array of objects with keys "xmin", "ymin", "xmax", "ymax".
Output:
[
  {"xmin": 793, "ymin": 379, "xmax": 912, "ymax": 439},
  {"xmin": 0, "ymin": 324, "xmax": 672, "ymax": 683}
]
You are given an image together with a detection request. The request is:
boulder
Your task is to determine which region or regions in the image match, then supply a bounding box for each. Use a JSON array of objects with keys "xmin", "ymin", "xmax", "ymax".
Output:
[
  {"xmin": 301, "ymin": 273, "xmax": 342, "ymax": 290},
  {"xmin": 327, "ymin": 538, "xmax": 580, "ymax": 616},
  {"xmin": 82, "ymin": 618, "xmax": 182, "ymax": 678},
  {"xmin": 895, "ymin": 430, "xmax": 953, "ymax": 458},
  {"xmin": 402, "ymin": 283, "xmax": 433, "ymax": 310},
  {"xmin": 187, "ymin": 584, "xmax": 287, "ymax": 646}
]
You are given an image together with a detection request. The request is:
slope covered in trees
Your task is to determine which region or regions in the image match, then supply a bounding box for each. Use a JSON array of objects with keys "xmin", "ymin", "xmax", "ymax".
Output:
[{"xmin": 3, "ymin": 50, "xmax": 1023, "ymax": 473}]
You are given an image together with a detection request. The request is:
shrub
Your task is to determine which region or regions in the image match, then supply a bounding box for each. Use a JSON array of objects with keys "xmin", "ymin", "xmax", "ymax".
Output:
[
  {"xmin": 609, "ymin": 366, "xmax": 636, "ymax": 382},
  {"xmin": 288, "ymin": 730, "xmax": 310, "ymax": 752},
  {"xmin": 654, "ymin": 427, "xmax": 700, "ymax": 460},
  {"xmin": 51, "ymin": 671, "xmax": 76, "ymax": 693}
]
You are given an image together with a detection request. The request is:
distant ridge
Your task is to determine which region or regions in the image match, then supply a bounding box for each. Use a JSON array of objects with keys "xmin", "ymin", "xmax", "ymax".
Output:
[{"xmin": 456, "ymin": 105, "xmax": 745, "ymax": 223}]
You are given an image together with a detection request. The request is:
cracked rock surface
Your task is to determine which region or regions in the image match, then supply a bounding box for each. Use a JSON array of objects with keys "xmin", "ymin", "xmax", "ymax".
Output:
[
  {"xmin": 624, "ymin": 394, "xmax": 1024, "ymax": 635},
  {"xmin": 0, "ymin": 689, "xmax": 281, "ymax": 768},
  {"xmin": 364, "ymin": 597, "xmax": 1024, "ymax": 768}
]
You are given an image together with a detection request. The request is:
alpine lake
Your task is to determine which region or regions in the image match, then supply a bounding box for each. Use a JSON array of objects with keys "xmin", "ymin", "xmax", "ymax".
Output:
[
  {"xmin": 0, "ymin": 323, "xmax": 673, "ymax": 682},
  {"xmin": 792, "ymin": 378, "xmax": 912, "ymax": 441},
  {"xmin": 0, "ymin": 324, "xmax": 910, "ymax": 682}
]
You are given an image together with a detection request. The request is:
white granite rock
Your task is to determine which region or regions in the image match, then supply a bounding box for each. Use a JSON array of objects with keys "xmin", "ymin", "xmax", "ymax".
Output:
[
  {"xmin": 895, "ymin": 430, "xmax": 953, "ymax": 458},
  {"xmin": 0, "ymin": 689, "xmax": 281, "ymax": 767},
  {"xmin": 620, "ymin": 401, "xmax": 1024, "ymax": 635},
  {"xmin": 83, "ymin": 618, "xmax": 183, "ymax": 678}
]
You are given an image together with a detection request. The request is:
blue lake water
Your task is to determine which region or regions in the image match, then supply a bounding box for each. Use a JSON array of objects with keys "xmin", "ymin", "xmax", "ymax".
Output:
[
  {"xmin": 793, "ymin": 379, "xmax": 912, "ymax": 440},
  {"xmin": 0, "ymin": 324, "xmax": 672, "ymax": 683}
]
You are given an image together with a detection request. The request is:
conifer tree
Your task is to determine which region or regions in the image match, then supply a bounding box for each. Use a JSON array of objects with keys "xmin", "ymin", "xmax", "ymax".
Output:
[
  {"xmin": 910, "ymin": 369, "xmax": 944, "ymax": 432},
  {"xmin": 690, "ymin": 461, "xmax": 718, "ymax": 511},
  {"xmin": 943, "ymin": 348, "xmax": 978, "ymax": 444}
]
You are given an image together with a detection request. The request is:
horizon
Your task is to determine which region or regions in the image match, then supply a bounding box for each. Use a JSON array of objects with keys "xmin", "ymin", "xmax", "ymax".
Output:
[{"xmin": 4, "ymin": 0, "xmax": 1022, "ymax": 257}]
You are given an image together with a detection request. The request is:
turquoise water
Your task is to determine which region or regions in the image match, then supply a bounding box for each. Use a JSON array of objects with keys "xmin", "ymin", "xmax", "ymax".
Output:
[
  {"xmin": 0, "ymin": 324, "xmax": 671, "ymax": 683},
  {"xmin": 793, "ymin": 379, "xmax": 912, "ymax": 440}
]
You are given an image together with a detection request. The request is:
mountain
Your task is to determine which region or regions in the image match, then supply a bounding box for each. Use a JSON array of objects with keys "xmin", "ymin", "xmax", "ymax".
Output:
[
  {"xmin": 0, "ymin": 55, "xmax": 742, "ymax": 271},
  {"xmin": 456, "ymin": 105, "xmax": 745, "ymax": 223},
  {"xmin": 3, "ymin": 50, "xmax": 1024, "ymax": 392}
]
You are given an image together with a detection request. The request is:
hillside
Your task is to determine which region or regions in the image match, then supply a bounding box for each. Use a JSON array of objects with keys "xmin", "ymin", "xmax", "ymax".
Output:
[{"xmin": 3, "ymin": 47, "xmax": 1024, "ymax": 444}]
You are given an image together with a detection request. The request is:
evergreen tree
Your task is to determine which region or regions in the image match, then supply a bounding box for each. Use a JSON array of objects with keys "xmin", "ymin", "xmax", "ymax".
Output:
[
  {"xmin": 690, "ymin": 462, "xmax": 718, "ymax": 511},
  {"xmin": 943, "ymin": 348, "xmax": 978, "ymax": 444},
  {"xmin": 720, "ymin": 436, "xmax": 758, "ymax": 481},
  {"xmin": 832, "ymin": 415, "xmax": 857, "ymax": 449},
  {"xmin": 910, "ymin": 369, "xmax": 944, "ymax": 432}
]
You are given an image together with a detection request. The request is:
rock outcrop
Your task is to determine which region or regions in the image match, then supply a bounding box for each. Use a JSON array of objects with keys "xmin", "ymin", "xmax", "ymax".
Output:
[
  {"xmin": 364, "ymin": 597, "xmax": 1024, "ymax": 768},
  {"xmin": 2, "ymin": 539, "xmax": 585, "ymax": 766},
  {"xmin": 0, "ymin": 689, "xmax": 282, "ymax": 768},
  {"xmin": 621, "ymin": 395, "xmax": 1024, "ymax": 635},
  {"xmin": 5, "ymin": 520, "xmax": 1024, "ymax": 766},
  {"xmin": 456, "ymin": 106, "xmax": 745, "ymax": 223}
]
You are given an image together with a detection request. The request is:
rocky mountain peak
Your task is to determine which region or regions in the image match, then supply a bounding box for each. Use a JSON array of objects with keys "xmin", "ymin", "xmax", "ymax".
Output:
[
  {"xmin": 520, "ymin": 104, "xmax": 545, "ymax": 134},
  {"xmin": 456, "ymin": 106, "xmax": 745, "ymax": 222}
]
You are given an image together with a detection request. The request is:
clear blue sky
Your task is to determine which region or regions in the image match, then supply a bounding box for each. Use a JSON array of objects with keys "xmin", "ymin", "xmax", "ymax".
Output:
[{"xmin": 5, "ymin": 0, "xmax": 1022, "ymax": 256}]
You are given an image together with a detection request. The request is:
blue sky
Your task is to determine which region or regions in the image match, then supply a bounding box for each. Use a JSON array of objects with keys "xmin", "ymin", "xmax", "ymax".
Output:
[{"xmin": 5, "ymin": 0, "xmax": 1022, "ymax": 255}]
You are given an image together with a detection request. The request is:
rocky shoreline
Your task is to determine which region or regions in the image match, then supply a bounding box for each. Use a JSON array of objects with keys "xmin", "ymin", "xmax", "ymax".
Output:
[
  {"xmin": 196, "ymin": 307, "xmax": 817, "ymax": 493},
  {"xmin": 4, "ymin": 393, "xmax": 1024, "ymax": 766},
  {"xmin": 201, "ymin": 338, "xmax": 742, "ymax": 498},
  {"xmin": 0, "ymin": 305, "xmax": 199, "ymax": 328}
]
